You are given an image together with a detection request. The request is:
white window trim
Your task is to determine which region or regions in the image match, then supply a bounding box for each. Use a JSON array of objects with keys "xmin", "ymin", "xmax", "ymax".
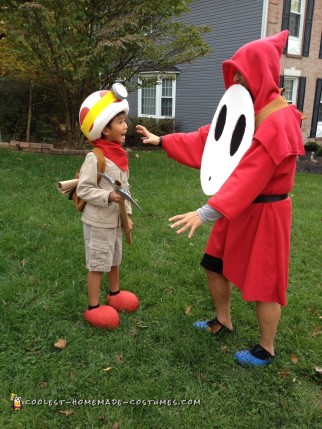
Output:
[
  {"xmin": 283, "ymin": 67, "xmax": 302, "ymax": 105},
  {"xmin": 138, "ymin": 73, "xmax": 177, "ymax": 119},
  {"xmin": 287, "ymin": 0, "xmax": 306, "ymax": 55},
  {"xmin": 284, "ymin": 76, "xmax": 299, "ymax": 104},
  {"xmin": 317, "ymin": 92, "xmax": 322, "ymax": 138}
]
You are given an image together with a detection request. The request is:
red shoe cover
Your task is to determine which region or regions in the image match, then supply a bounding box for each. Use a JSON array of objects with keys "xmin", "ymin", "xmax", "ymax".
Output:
[
  {"xmin": 107, "ymin": 291, "xmax": 140, "ymax": 313},
  {"xmin": 84, "ymin": 305, "xmax": 119, "ymax": 329}
]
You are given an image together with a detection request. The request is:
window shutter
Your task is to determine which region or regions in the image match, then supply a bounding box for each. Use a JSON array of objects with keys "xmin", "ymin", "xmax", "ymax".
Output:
[
  {"xmin": 302, "ymin": 0, "xmax": 315, "ymax": 57},
  {"xmin": 310, "ymin": 79, "xmax": 322, "ymax": 138},
  {"xmin": 281, "ymin": 0, "xmax": 291, "ymax": 54},
  {"xmin": 279, "ymin": 75, "xmax": 285, "ymax": 89},
  {"xmin": 319, "ymin": 33, "xmax": 322, "ymax": 59},
  {"xmin": 297, "ymin": 77, "xmax": 306, "ymax": 113}
]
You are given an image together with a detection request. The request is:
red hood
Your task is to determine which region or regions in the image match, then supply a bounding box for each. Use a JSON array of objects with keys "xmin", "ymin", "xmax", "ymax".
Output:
[{"xmin": 222, "ymin": 31, "xmax": 289, "ymax": 115}]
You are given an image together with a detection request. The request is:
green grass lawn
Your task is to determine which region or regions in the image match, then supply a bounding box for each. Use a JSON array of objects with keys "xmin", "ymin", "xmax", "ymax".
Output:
[{"xmin": 0, "ymin": 149, "xmax": 321, "ymax": 429}]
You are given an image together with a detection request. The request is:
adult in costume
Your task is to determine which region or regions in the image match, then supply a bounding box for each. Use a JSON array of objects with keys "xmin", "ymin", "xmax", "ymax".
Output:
[{"xmin": 137, "ymin": 30, "xmax": 304, "ymax": 365}]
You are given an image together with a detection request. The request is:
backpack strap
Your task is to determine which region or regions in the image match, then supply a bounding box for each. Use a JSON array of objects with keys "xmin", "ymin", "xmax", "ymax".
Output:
[{"xmin": 92, "ymin": 147, "xmax": 106, "ymax": 180}]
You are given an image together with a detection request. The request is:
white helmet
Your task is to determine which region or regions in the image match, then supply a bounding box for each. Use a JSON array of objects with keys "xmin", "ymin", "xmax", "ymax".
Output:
[{"xmin": 79, "ymin": 83, "xmax": 129, "ymax": 141}]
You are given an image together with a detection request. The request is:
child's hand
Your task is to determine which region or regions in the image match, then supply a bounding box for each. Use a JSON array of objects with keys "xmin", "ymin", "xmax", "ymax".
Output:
[
  {"xmin": 108, "ymin": 191, "xmax": 125, "ymax": 204},
  {"xmin": 136, "ymin": 125, "xmax": 160, "ymax": 145},
  {"xmin": 122, "ymin": 216, "xmax": 133, "ymax": 234}
]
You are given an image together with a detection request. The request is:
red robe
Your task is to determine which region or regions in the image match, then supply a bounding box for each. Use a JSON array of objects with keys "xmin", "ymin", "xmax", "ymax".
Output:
[{"xmin": 162, "ymin": 31, "xmax": 304, "ymax": 306}]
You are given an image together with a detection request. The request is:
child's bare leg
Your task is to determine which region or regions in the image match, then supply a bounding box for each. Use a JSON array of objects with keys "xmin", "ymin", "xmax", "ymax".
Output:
[
  {"xmin": 107, "ymin": 266, "xmax": 120, "ymax": 293},
  {"xmin": 205, "ymin": 269, "xmax": 233, "ymax": 331},
  {"xmin": 256, "ymin": 301, "xmax": 281, "ymax": 356},
  {"xmin": 87, "ymin": 271, "xmax": 102, "ymax": 306},
  {"xmin": 106, "ymin": 265, "xmax": 139, "ymax": 313}
]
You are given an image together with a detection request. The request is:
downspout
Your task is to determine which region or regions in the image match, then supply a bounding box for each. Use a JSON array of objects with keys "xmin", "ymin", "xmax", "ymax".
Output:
[{"xmin": 261, "ymin": 0, "xmax": 269, "ymax": 38}]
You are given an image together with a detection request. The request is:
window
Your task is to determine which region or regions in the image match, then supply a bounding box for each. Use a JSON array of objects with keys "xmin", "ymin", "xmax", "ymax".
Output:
[
  {"xmin": 141, "ymin": 84, "xmax": 156, "ymax": 116},
  {"xmin": 284, "ymin": 77, "xmax": 298, "ymax": 104},
  {"xmin": 289, "ymin": 0, "xmax": 302, "ymax": 37},
  {"xmin": 138, "ymin": 74, "xmax": 177, "ymax": 118},
  {"xmin": 282, "ymin": 0, "xmax": 314, "ymax": 57},
  {"xmin": 318, "ymin": 93, "xmax": 322, "ymax": 123},
  {"xmin": 310, "ymin": 79, "xmax": 322, "ymax": 138},
  {"xmin": 317, "ymin": 92, "xmax": 322, "ymax": 137},
  {"xmin": 287, "ymin": 0, "xmax": 306, "ymax": 55},
  {"xmin": 283, "ymin": 67, "xmax": 302, "ymax": 105}
]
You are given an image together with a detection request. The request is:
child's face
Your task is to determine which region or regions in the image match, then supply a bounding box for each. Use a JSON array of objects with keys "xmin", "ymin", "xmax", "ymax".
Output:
[
  {"xmin": 233, "ymin": 71, "xmax": 248, "ymax": 89},
  {"xmin": 102, "ymin": 112, "xmax": 128, "ymax": 144}
]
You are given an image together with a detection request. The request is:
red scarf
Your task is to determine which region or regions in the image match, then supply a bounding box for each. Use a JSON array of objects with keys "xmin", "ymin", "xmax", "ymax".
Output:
[{"xmin": 92, "ymin": 139, "xmax": 128, "ymax": 171}]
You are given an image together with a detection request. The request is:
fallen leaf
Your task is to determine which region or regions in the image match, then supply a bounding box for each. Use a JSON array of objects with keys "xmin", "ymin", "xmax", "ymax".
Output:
[
  {"xmin": 311, "ymin": 325, "xmax": 322, "ymax": 337},
  {"xmin": 291, "ymin": 354, "xmax": 299, "ymax": 364},
  {"xmin": 115, "ymin": 355, "xmax": 123, "ymax": 363},
  {"xmin": 112, "ymin": 423, "xmax": 120, "ymax": 429},
  {"xmin": 196, "ymin": 373, "xmax": 207, "ymax": 382},
  {"xmin": 185, "ymin": 305, "xmax": 192, "ymax": 316},
  {"xmin": 315, "ymin": 367, "xmax": 322, "ymax": 375},
  {"xmin": 103, "ymin": 367, "xmax": 112, "ymax": 372},
  {"xmin": 220, "ymin": 345, "xmax": 228, "ymax": 353},
  {"xmin": 278, "ymin": 370, "xmax": 289, "ymax": 378},
  {"xmin": 54, "ymin": 339, "xmax": 67, "ymax": 350},
  {"xmin": 135, "ymin": 319, "xmax": 148, "ymax": 329},
  {"xmin": 39, "ymin": 381, "xmax": 48, "ymax": 388},
  {"xmin": 58, "ymin": 410, "xmax": 74, "ymax": 416}
]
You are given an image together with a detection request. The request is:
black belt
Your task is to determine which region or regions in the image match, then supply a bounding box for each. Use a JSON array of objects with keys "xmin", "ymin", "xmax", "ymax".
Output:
[{"xmin": 253, "ymin": 194, "xmax": 288, "ymax": 203}]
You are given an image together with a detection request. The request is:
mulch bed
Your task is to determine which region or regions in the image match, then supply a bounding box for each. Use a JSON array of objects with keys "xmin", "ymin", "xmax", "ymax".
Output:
[
  {"xmin": 1, "ymin": 142, "xmax": 322, "ymax": 174},
  {"xmin": 296, "ymin": 156, "xmax": 322, "ymax": 174}
]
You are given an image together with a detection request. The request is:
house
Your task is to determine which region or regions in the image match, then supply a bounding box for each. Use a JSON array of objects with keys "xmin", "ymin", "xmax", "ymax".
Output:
[
  {"xmin": 267, "ymin": 0, "xmax": 322, "ymax": 140},
  {"xmin": 128, "ymin": 0, "xmax": 322, "ymax": 142},
  {"xmin": 127, "ymin": 0, "xmax": 264, "ymax": 132}
]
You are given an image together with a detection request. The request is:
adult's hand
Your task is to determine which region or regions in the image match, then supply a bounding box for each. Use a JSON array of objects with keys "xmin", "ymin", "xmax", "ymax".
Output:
[
  {"xmin": 136, "ymin": 125, "xmax": 160, "ymax": 146},
  {"xmin": 168, "ymin": 211, "xmax": 203, "ymax": 238}
]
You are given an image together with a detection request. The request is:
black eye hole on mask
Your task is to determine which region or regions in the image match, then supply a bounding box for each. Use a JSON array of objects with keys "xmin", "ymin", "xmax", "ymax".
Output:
[
  {"xmin": 214, "ymin": 104, "xmax": 227, "ymax": 141},
  {"xmin": 230, "ymin": 114, "xmax": 246, "ymax": 156}
]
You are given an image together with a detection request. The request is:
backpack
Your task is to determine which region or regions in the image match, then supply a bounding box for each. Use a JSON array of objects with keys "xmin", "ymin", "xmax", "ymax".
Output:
[{"xmin": 68, "ymin": 147, "xmax": 106, "ymax": 212}]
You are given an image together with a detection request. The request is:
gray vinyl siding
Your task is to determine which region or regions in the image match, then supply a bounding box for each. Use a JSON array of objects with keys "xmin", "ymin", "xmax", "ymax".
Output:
[{"xmin": 127, "ymin": 0, "xmax": 263, "ymax": 132}]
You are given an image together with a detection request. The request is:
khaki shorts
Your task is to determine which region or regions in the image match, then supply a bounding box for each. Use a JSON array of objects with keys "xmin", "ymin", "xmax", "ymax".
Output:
[{"xmin": 83, "ymin": 223, "xmax": 122, "ymax": 272}]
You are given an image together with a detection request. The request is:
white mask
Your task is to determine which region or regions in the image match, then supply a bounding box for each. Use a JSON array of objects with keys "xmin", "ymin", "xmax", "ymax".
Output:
[{"xmin": 200, "ymin": 84, "xmax": 254, "ymax": 195}]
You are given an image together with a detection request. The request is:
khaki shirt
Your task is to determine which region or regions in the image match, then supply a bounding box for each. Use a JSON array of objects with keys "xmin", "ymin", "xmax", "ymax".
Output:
[{"xmin": 77, "ymin": 152, "xmax": 132, "ymax": 228}]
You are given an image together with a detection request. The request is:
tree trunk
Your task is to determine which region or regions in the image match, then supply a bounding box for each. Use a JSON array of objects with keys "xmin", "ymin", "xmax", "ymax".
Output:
[{"xmin": 26, "ymin": 80, "xmax": 34, "ymax": 143}]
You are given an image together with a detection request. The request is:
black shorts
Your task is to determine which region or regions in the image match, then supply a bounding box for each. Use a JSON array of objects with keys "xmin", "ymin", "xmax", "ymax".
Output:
[{"xmin": 200, "ymin": 253, "xmax": 223, "ymax": 275}]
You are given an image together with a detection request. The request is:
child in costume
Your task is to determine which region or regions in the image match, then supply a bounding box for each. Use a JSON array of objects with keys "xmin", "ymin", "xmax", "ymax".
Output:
[
  {"xmin": 137, "ymin": 31, "xmax": 304, "ymax": 365},
  {"xmin": 78, "ymin": 83, "xmax": 139, "ymax": 329}
]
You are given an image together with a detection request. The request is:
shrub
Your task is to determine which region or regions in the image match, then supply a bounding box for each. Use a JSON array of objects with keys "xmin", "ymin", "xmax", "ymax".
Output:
[
  {"xmin": 126, "ymin": 116, "xmax": 175, "ymax": 148},
  {"xmin": 304, "ymin": 141, "xmax": 320, "ymax": 152}
]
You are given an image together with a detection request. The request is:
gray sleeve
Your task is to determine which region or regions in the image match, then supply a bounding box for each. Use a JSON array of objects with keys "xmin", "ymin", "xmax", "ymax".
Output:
[{"xmin": 197, "ymin": 204, "xmax": 222, "ymax": 224}]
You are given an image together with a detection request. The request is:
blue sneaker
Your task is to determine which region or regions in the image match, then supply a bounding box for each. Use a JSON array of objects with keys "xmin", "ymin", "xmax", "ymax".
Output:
[{"xmin": 235, "ymin": 344, "xmax": 275, "ymax": 366}]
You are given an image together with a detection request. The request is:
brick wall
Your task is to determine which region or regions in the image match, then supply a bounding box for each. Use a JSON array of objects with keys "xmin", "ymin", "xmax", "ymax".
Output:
[{"xmin": 0, "ymin": 141, "xmax": 86, "ymax": 155}]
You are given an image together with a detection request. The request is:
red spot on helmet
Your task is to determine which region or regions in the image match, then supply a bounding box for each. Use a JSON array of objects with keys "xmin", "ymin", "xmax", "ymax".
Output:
[
  {"xmin": 80, "ymin": 107, "xmax": 89, "ymax": 125},
  {"xmin": 80, "ymin": 107, "xmax": 93, "ymax": 132},
  {"xmin": 99, "ymin": 90, "xmax": 109, "ymax": 97}
]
